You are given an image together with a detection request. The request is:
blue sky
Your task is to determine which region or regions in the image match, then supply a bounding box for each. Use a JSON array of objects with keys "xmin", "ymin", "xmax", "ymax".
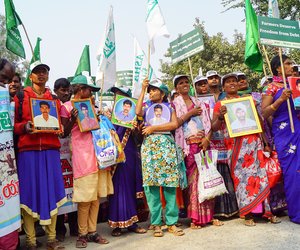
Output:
[{"xmin": 1, "ymin": 0, "xmax": 246, "ymax": 88}]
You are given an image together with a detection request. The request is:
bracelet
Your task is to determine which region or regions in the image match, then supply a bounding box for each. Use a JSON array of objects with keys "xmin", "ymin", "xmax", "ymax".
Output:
[
  {"xmin": 270, "ymin": 104, "xmax": 277, "ymax": 111},
  {"xmin": 203, "ymin": 137, "xmax": 210, "ymax": 143}
]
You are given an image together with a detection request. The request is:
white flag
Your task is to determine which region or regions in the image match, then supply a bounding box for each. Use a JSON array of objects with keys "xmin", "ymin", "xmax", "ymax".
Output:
[
  {"xmin": 96, "ymin": 6, "xmax": 116, "ymax": 92},
  {"xmin": 268, "ymin": 0, "xmax": 280, "ymax": 18},
  {"xmin": 146, "ymin": 0, "xmax": 170, "ymax": 54},
  {"xmin": 132, "ymin": 37, "xmax": 156, "ymax": 98}
]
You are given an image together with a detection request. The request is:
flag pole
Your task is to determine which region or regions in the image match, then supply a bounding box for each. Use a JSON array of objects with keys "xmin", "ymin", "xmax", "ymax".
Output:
[
  {"xmin": 261, "ymin": 44, "xmax": 272, "ymax": 75},
  {"xmin": 99, "ymin": 73, "xmax": 104, "ymax": 113},
  {"xmin": 279, "ymin": 48, "xmax": 294, "ymax": 133},
  {"xmin": 188, "ymin": 57, "xmax": 197, "ymax": 98},
  {"xmin": 147, "ymin": 42, "xmax": 151, "ymax": 79},
  {"xmin": 20, "ymin": 23, "xmax": 34, "ymax": 58}
]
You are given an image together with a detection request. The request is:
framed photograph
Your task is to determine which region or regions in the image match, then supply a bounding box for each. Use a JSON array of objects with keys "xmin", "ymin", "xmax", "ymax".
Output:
[
  {"xmin": 145, "ymin": 103, "xmax": 171, "ymax": 127},
  {"xmin": 71, "ymin": 98, "xmax": 100, "ymax": 132},
  {"xmin": 198, "ymin": 94, "xmax": 215, "ymax": 118},
  {"xmin": 111, "ymin": 94, "xmax": 137, "ymax": 129},
  {"xmin": 288, "ymin": 77, "xmax": 300, "ymax": 110},
  {"xmin": 30, "ymin": 98, "xmax": 62, "ymax": 133},
  {"xmin": 221, "ymin": 96, "xmax": 262, "ymax": 138}
]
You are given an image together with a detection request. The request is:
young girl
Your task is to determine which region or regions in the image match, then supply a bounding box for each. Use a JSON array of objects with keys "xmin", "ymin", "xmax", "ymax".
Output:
[
  {"xmin": 60, "ymin": 75, "xmax": 113, "ymax": 248},
  {"xmin": 135, "ymin": 79, "xmax": 184, "ymax": 237}
]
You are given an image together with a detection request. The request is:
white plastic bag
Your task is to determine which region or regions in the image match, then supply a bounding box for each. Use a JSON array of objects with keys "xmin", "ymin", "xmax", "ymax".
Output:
[{"xmin": 195, "ymin": 150, "xmax": 228, "ymax": 203}]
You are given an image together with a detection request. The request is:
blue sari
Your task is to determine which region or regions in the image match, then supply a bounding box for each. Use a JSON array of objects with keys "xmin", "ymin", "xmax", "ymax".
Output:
[{"xmin": 265, "ymin": 81, "xmax": 300, "ymax": 224}]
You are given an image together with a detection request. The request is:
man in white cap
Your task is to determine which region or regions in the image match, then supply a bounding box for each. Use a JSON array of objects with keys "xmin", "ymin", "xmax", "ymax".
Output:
[
  {"xmin": 231, "ymin": 102, "xmax": 257, "ymax": 132},
  {"xmin": 206, "ymin": 70, "xmax": 225, "ymax": 100}
]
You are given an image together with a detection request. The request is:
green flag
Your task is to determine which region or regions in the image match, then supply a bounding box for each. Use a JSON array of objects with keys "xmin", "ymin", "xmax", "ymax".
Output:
[
  {"xmin": 244, "ymin": 0, "xmax": 263, "ymax": 72},
  {"xmin": 4, "ymin": 0, "xmax": 26, "ymax": 59},
  {"xmin": 75, "ymin": 45, "xmax": 91, "ymax": 76},
  {"xmin": 24, "ymin": 37, "xmax": 42, "ymax": 87}
]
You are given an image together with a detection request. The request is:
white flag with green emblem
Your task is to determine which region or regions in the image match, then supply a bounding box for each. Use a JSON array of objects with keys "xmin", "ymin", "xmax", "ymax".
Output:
[
  {"xmin": 132, "ymin": 37, "xmax": 156, "ymax": 98},
  {"xmin": 96, "ymin": 6, "xmax": 116, "ymax": 92},
  {"xmin": 146, "ymin": 0, "xmax": 170, "ymax": 54}
]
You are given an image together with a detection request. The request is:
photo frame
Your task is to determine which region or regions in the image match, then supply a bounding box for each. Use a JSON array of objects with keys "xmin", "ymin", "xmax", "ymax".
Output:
[
  {"xmin": 221, "ymin": 96, "xmax": 262, "ymax": 138},
  {"xmin": 111, "ymin": 94, "xmax": 137, "ymax": 129},
  {"xmin": 197, "ymin": 94, "xmax": 215, "ymax": 118},
  {"xmin": 71, "ymin": 98, "xmax": 100, "ymax": 132},
  {"xmin": 145, "ymin": 103, "xmax": 171, "ymax": 127},
  {"xmin": 288, "ymin": 77, "xmax": 300, "ymax": 110},
  {"xmin": 30, "ymin": 98, "xmax": 62, "ymax": 133}
]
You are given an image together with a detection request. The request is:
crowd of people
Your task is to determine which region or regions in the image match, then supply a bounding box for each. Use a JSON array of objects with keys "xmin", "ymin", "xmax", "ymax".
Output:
[{"xmin": 0, "ymin": 55, "xmax": 299, "ymax": 250}]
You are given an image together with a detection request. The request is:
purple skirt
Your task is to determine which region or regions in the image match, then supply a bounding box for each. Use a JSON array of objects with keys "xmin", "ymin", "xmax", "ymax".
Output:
[{"xmin": 17, "ymin": 150, "xmax": 66, "ymax": 225}]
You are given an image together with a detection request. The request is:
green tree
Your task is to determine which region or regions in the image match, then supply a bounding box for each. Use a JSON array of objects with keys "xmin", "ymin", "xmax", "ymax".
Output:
[
  {"xmin": 221, "ymin": 0, "xmax": 300, "ymax": 20},
  {"xmin": 0, "ymin": 14, "xmax": 28, "ymax": 79}
]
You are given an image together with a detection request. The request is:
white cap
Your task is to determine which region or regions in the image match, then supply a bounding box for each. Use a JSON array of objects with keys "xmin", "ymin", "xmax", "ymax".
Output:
[
  {"xmin": 193, "ymin": 75, "xmax": 208, "ymax": 84},
  {"xmin": 30, "ymin": 61, "xmax": 50, "ymax": 72},
  {"xmin": 173, "ymin": 74, "xmax": 189, "ymax": 86},
  {"xmin": 206, "ymin": 70, "xmax": 220, "ymax": 78}
]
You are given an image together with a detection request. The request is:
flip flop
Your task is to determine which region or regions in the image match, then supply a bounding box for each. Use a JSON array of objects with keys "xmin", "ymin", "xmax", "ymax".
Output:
[
  {"xmin": 167, "ymin": 225, "xmax": 184, "ymax": 236},
  {"xmin": 153, "ymin": 226, "xmax": 164, "ymax": 237},
  {"xmin": 111, "ymin": 228, "xmax": 122, "ymax": 237}
]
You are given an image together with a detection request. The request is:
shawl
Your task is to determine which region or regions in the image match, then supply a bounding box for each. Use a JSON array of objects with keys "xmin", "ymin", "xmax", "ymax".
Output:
[{"xmin": 173, "ymin": 95, "xmax": 211, "ymax": 156}]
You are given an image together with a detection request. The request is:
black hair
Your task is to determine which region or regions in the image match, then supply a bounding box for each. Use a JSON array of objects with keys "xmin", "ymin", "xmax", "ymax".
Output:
[
  {"xmin": 123, "ymin": 99, "xmax": 132, "ymax": 107},
  {"xmin": 0, "ymin": 58, "xmax": 9, "ymax": 71},
  {"xmin": 174, "ymin": 75, "xmax": 189, "ymax": 87},
  {"xmin": 296, "ymin": 79, "xmax": 300, "ymax": 85},
  {"xmin": 271, "ymin": 54, "xmax": 289, "ymax": 76},
  {"xmin": 154, "ymin": 104, "xmax": 163, "ymax": 110},
  {"xmin": 14, "ymin": 73, "xmax": 22, "ymax": 83},
  {"xmin": 54, "ymin": 78, "xmax": 70, "ymax": 90},
  {"xmin": 39, "ymin": 101, "xmax": 50, "ymax": 108},
  {"xmin": 79, "ymin": 102, "xmax": 88, "ymax": 110}
]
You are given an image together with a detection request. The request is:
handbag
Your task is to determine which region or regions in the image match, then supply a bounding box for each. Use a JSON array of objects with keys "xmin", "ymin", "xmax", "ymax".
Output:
[
  {"xmin": 92, "ymin": 115, "xmax": 125, "ymax": 169},
  {"xmin": 261, "ymin": 151, "xmax": 282, "ymax": 189},
  {"xmin": 195, "ymin": 150, "xmax": 228, "ymax": 203}
]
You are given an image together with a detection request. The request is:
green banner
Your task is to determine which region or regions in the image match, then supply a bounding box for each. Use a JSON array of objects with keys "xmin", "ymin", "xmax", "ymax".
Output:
[
  {"xmin": 258, "ymin": 16, "xmax": 300, "ymax": 49},
  {"xmin": 170, "ymin": 28, "xmax": 204, "ymax": 64},
  {"xmin": 116, "ymin": 70, "xmax": 133, "ymax": 88}
]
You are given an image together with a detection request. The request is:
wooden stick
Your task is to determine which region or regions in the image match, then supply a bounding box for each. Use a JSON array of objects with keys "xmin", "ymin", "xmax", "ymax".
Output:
[
  {"xmin": 99, "ymin": 73, "xmax": 104, "ymax": 113},
  {"xmin": 262, "ymin": 45, "xmax": 272, "ymax": 75},
  {"xmin": 21, "ymin": 23, "xmax": 34, "ymax": 59},
  {"xmin": 188, "ymin": 57, "xmax": 197, "ymax": 98},
  {"xmin": 147, "ymin": 42, "xmax": 151, "ymax": 79},
  {"xmin": 279, "ymin": 48, "xmax": 294, "ymax": 133}
]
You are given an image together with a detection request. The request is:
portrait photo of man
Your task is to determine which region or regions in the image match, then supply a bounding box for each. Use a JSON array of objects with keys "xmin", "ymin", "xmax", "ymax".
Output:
[
  {"xmin": 115, "ymin": 99, "xmax": 135, "ymax": 122},
  {"xmin": 148, "ymin": 104, "xmax": 168, "ymax": 125},
  {"xmin": 79, "ymin": 102, "xmax": 99, "ymax": 131},
  {"xmin": 230, "ymin": 102, "xmax": 257, "ymax": 132},
  {"xmin": 33, "ymin": 100, "xmax": 59, "ymax": 129}
]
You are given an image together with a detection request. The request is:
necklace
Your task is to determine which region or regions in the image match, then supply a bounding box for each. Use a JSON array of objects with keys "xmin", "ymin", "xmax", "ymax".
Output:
[{"xmin": 32, "ymin": 86, "xmax": 45, "ymax": 96}]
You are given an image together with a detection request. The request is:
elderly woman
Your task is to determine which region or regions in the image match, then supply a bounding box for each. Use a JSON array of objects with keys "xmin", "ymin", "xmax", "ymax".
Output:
[
  {"xmin": 261, "ymin": 55, "xmax": 300, "ymax": 224},
  {"xmin": 212, "ymin": 73, "xmax": 279, "ymax": 226},
  {"xmin": 172, "ymin": 75, "xmax": 223, "ymax": 228}
]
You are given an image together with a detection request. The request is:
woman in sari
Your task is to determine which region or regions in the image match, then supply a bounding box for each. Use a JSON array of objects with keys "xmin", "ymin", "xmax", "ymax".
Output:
[
  {"xmin": 212, "ymin": 73, "xmax": 279, "ymax": 226},
  {"xmin": 261, "ymin": 55, "xmax": 300, "ymax": 224},
  {"xmin": 136, "ymin": 79, "xmax": 184, "ymax": 237},
  {"xmin": 173, "ymin": 75, "xmax": 223, "ymax": 228}
]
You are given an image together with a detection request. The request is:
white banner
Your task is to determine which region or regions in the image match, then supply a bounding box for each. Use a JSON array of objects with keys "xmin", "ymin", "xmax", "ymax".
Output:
[
  {"xmin": 132, "ymin": 37, "xmax": 156, "ymax": 98},
  {"xmin": 96, "ymin": 6, "xmax": 117, "ymax": 92},
  {"xmin": 57, "ymin": 137, "xmax": 77, "ymax": 215},
  {"xmin": 0, "ymin": 87, "xmax": 21, "ymax": 237}
]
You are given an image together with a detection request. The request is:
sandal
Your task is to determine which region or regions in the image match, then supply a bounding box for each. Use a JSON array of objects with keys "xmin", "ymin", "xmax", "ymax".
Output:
[
  {"xmin": 190, "ymin": 222, "xmax": 201, "ymax": 229},
  {"xmin": 87, "ymin": 232, "xmax": 109, "ymax": 244},
  {"xmin": 269, "ymin": 216, "xmax": 281, "ymax": 224},
  {"xmin": 128, "ymin": 226, "xmax": 147, "ymax": 234},
  {"xmin": 47, "ymin": 240, "xmax": 65, "ymax": 250},
  {"xmin": 167, "ymin": 225, "xmax": 185, "ymax": 236},
  {"xmin": 212, "ymin": 219, "xmax": 224, "ymax": 226},
  {"xmin": 76, "ymin": 236, "xmax": 87, "ymax": 248},
  {"xmin": 111, "ymin": 228, "xmax": 122, "ymax": 237},
  {"xmin": 153, "ymin": 226, "xmax": 164, "ymax": 237},
  {"xmin": 244, "ymin": 219, "xmax": 256, "ymax": 227}
]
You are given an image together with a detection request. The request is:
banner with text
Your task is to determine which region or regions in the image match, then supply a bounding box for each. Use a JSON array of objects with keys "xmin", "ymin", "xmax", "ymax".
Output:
[
  {"xmin": 258, "ymin": 16, "xmax": 300, "ymax": 49},
  {"xmin": 170, "ymin": 28, "xmax": 204, "ymax": 64},
  {"xmin": 116, "ymin": 70, "xmax": 133, "ymax": 88}
]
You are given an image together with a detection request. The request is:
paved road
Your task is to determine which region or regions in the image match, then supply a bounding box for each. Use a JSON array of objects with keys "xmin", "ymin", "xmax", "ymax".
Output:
[{"xmin": 20, "ymin": 215, "xmax": 300, "ymax": 250}]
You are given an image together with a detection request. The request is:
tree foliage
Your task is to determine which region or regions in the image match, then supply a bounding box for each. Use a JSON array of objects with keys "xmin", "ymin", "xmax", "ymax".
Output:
[
  {"xmin": 221, "ymin": 0, "xmax": 300, "ymax": 20},
  {"xmin": 0, "ymin": 15, "xmax": 28, "ymax": 79}
]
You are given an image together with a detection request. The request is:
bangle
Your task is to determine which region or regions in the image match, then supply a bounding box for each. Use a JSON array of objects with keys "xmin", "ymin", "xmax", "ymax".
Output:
[
  {"xmin": 179, "ymin": 117, "xmax": 184, "ymax": 123},
  {"xmin": 203, "ymin": 137, "xmax": 210, "ymax": 143},
  {"xmin": 270, "ymin": 104, "xmax": 277, "ymax": 111}
]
